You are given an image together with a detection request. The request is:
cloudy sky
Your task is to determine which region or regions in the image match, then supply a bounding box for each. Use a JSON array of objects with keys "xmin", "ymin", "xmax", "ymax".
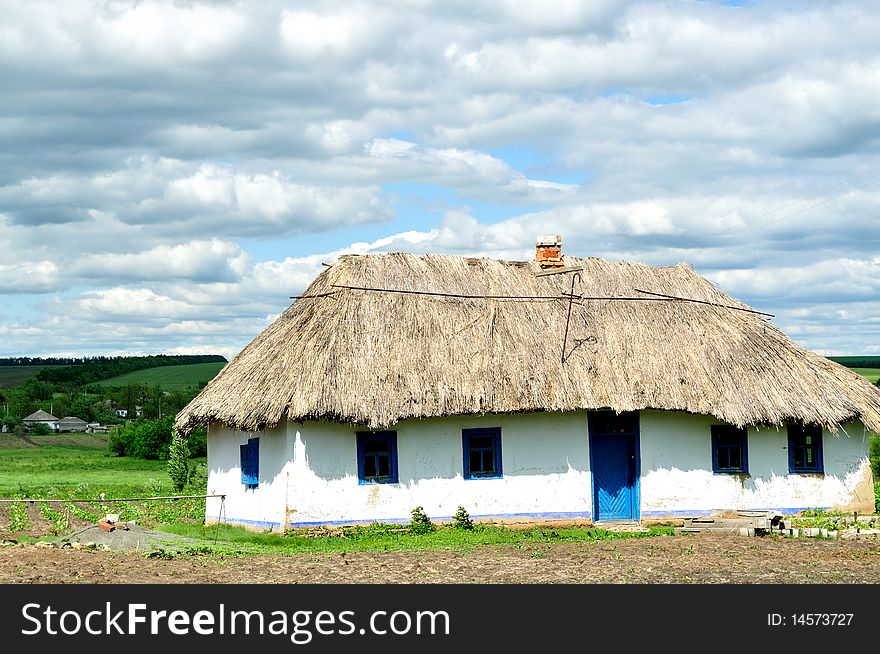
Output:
[{"xmin": 1, "ymin": 0, "xmax": 879, "ymax": 359}]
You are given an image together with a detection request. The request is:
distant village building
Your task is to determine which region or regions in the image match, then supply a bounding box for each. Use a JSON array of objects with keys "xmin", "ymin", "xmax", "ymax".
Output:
[
  {"xmin": 22, "ymin": 410, "xmax": 58, "ymax": 431},
  {"xmin": 55, "ymin": 416, "xmax": 89, "ymax": 433}
]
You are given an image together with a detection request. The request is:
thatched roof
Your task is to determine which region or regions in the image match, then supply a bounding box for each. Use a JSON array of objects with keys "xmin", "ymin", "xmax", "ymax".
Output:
[{"xmin": 176, "ymin": 253, "xmax": 880, "ymax": 434}]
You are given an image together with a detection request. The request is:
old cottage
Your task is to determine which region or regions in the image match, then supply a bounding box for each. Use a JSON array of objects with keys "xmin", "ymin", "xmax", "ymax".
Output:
[{"xmin": 176, "ymin": 241, "xmax": 880, "ymax": 530}]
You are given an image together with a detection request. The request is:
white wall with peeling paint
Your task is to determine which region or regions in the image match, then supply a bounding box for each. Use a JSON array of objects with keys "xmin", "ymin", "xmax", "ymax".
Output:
[
  {"xmin": 639, "ymin": 410, "xmax": 873, "ymax": 516},
  {"xmin": 203, "ymin": 409, "xmax": 873, "ymax": 531}
]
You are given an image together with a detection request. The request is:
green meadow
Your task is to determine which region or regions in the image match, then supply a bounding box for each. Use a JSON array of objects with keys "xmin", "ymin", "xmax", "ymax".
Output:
[
  {"xmin": 853, "ymin": 368, "xmax": 880, "ymax": 384},
  {"xmin": 95, "ymin": 361, "xmax": 226, "ymax": 390},
  {"xmin": 0, "ymin": 444, "xmax": 203, "ymax": 496},
  {"xmin": 0, "ymin": 365, "xmax": 69, "ymax": 389}
]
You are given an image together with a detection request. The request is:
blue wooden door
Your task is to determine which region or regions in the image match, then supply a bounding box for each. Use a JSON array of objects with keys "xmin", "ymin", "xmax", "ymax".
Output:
[{"xmin": 589, "ymin": 411, "xmax": 640, "ymax": 522}]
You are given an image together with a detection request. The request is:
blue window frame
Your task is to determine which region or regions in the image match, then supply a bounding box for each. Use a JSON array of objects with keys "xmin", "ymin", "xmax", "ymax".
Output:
[
  {"xmin": 240, "ymin": 437, "xmax": 259, "ymax": 489},
  {"xmin": 356, "ymin": 431, "xmax": 398, "ymax": 484},
  {"xmin": 711, "ymin": 425, "xmax": 748, "ymax": 474},
  {"xmin": 788, "ymin": 424, "xmax": 823, "ymax": 473},
  {"xmin": 462, "ymin": 427, "xmax": 502, "ymax": 479}
]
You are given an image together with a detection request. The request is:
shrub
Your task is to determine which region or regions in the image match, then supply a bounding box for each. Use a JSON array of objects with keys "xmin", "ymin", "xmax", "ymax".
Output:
[
  {"xmin": 189, "ymin": 463, "xmax": 208, "ymax": 493},
  {"xmin": 186, "ymin": 427, "xmax": 208, "ymax": 458},
  {"xmin": 453, "ymin": 506, "xmax": 474, "ymax": 530},
  {"xmin": 167, "ymin": 434, "xmax": 189, "ymax": 493},
  {"xmin": 30, "ymin": 422, "xmax": 51, "ymax": 436},
  {"xmin": 107, "ymin": 426, "xmax": 128, "ymax": 456},
  {"xmin": 409, "ymin": 506, "xmax": 436, "ymax": 534},
  {"xmin": 870, "ymin": 433, "xmax": 880, "ymax": 481}
]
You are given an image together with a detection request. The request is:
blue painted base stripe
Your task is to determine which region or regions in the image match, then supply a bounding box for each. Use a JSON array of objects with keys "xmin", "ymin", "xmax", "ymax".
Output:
[
  {"xmin": 206, "ymin": 516, "xmax": 282, "ymax": 530},
  {"xmin": 210, "ymin": 506, "xmax": 833, "ymax": 531},
  {"xmin": 642, "ymin": 506, "xmax": 832, "ymax": 518},
  {"xmin": 284, "ymin": 510, "xmax": 594, "ymax": 529}
]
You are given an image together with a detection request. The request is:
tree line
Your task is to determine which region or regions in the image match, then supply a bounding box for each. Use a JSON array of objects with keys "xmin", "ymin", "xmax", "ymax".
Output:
[{"xmin": 31, "ymin": 354, "xmax": 225, "ymax": 386}]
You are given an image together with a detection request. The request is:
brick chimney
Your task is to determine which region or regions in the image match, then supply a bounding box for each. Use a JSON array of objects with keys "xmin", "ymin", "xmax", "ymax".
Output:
[{"xmin": 535, "ymin": 234, "xmax": 563, "ymax": 268}]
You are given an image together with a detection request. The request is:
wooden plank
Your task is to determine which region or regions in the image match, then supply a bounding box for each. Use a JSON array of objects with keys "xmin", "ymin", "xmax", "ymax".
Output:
[{"xmin": 534, "ymin": 266, "xmax": 584, "ymax": 277}]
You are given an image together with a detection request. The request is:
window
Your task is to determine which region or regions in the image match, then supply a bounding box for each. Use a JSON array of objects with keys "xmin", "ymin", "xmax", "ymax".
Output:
[
  {"xmin": 788, "ymin": 424, "xmax": 823, "ymax": 473},
  {"xmin": 711, "ymin": 425, "xmax": 748, "ymax": 474},
  {"xmin": 356, "ymin": 431, "xmax": 398, "ymax": 484},
  {"xmin": 463, "ymin": 427, "xmax": 502, "ymax": 479},
  {"xmin": 240, "ymin": 437, "xmax": 259, "ymax": 489},
  {"xmin": 588, "ymin": 411, "xmax": 638, "ymax": 435}
]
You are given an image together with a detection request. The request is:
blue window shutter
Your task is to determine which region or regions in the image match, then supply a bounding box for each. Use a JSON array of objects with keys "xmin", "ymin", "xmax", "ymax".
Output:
[
  {"xmin": 240, "ymin": 443, "xmax": 249, "ymax": 485},
  {"xmin": 247, "ymin": 437, "xmax": 259, "ymax": 487}
]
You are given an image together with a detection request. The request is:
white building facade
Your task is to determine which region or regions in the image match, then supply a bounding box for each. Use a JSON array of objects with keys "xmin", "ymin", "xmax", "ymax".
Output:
[{"xmin": 203, "ymin": 409, "xmax": 874, "ymax": 531}]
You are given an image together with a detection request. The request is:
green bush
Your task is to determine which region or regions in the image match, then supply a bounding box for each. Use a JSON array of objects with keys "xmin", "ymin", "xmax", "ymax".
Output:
[
  {"xmin": 186, "ymin": 427, "xmax": 207, "ymax": 458},
  {"xmin": 870, "ymin": 434, "xmax": 880, "ymax": 481},
  {"xmin": 30, "ymin": 422, "xmax": 51, "ymax": 436},
  {"xmin": 409, "ymin": 506, "xmax": 436, "ymax": 534},
  {"xmin": 107, "ymin": 426, "xmax": 128, "ymax": 456},
  {"xmin": 453, "ymin": 506, "xmax": 474, "ymax": 530},
  {"xmin": 189, "ymin": 463, "xmax": 208, "ymax": 493},
  {"xmin": 167, "ymin": 434, "xmax": 189, "ymax": 493},
  {"xmin": 108, "ymin": 416, "xmax": 175, "ymax": 460}
]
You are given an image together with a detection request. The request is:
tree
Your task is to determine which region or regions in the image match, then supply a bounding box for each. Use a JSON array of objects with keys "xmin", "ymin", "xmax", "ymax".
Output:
[{"xmin": 167, "ymin": 433, "xmax": 189, "ymax": 492}]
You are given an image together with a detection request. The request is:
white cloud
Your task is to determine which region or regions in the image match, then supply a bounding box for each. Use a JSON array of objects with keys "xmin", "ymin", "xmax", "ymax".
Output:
[{"xmin": 3, "ymin": 0, "xmax": 880, "ymax": 357}]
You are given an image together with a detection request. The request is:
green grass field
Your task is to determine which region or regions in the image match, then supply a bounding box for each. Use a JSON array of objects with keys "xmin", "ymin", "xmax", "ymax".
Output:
[
  {"xmin": 0, "ymin": 445, "xmax": 202, "ymax": 496},
  {"xmin": 853, "ymin": 368, "xmax": 880, "ymax": 383},
  {"xmin": 96, "ymin": 361, "xmax": 226, "ymax": 390},
  {"xmin": 161, "ymin": 522, "xmax": 674, "ymax": 556},
  {"xmin": 0, "ymin": 365, "xmax": 69, "ymax": 389}
]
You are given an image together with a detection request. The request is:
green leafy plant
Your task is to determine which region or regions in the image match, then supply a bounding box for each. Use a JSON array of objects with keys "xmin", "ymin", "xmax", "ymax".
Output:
[
  {"xmin": 9, "ymin": 502, "xmax": 30, "ymax": 533},
  {"xmin": 167, "ymin": 434, "xmax": 189, "ymax": 492},
  {"xmin": 453, "ymin": 506, "xmax": 474, "ymax": 530},
  {"xmin": 409, "ymin": 506, "xmax": 436, "ymax": 534},
  {"xmin": 189, "ymin": 463, "xmax": 208, "ymax": 493}
]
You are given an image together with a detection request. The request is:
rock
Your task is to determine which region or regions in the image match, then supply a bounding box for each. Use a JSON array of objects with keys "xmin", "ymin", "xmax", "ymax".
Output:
[{"xmin": 36, "ymin": 541, "xmax": 55, "ymax": 549}]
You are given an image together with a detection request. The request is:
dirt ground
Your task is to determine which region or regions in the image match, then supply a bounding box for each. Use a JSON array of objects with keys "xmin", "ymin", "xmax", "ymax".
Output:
[
  {"xmin": 2, "ymin": 534, "xmax": 880, "ymax": 584},
  {"xmin": 3, "ymin": 503, "xmax": 879, "ymax": 584}
]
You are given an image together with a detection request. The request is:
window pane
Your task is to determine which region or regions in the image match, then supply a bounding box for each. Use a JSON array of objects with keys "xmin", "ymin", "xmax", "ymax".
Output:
[
  {"xmin": 377, "ymin": 454, "xmax": 390, "ymax": 478},
  {"xmin": 792, "ymin": 447, "xmax": 805, "ymax": 468},
  {"xmin": 806, "ymin": 449, "xmax": 813, "ymax": 465},
  {"xmin": 728, "ymin": 448, "xmax": 741, "ymax": 470},
  {"xmin": 717, "ymin": 433, "xmax": 741, "ymax": 448},
  {"xmin": 471, "ymin": 436, "xmax": 493, "ymax": 450},
  {"xmin": 364, "ymin": 456, "xmax": 377, "ymax": 478},
  {"xmin": 365, "ymin": 440, "xmax": 389, "ymax": 454},
  {"xmin": 470, "ymin": 450, "xmax": 482, "ymax": 472}
]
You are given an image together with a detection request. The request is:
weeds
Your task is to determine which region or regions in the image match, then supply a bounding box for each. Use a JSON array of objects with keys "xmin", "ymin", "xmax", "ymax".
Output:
[
  {"xmin": 409, "ymin": 506, "xmax": 436, "ymax": 535},
  {"xmin": 453, "ymin": 506, "xmax": 474, "ymax": 530}
]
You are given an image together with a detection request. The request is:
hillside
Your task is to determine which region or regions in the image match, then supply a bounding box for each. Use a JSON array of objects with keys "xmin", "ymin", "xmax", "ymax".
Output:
[
  {"xmin": 96, "ymin": 362, "xmax": 226, "ymax": 390},
  {"xmin": 853, "ymin": 368, "xmax": 880, "ymax": 384},
  {"xmin": 0, "ymin": 365, "xmax": 69, "ymax": 390}
]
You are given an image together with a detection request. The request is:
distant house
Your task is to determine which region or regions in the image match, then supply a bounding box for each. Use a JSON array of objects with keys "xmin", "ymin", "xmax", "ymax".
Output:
[
  {"xmin": 115, "ymin": 406, "xmax": 142, "ymax": 419},
  {"xmin": 55, "ymin": 416, "xmax": 88, "ymax": 433},
  {"xmin": 22, "ymin": 410, "xmax": 58, "ymax": 431}
]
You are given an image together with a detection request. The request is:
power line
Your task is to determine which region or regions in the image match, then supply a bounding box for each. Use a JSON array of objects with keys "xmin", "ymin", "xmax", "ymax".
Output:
[{"xmin": 321, "ymin": 283, "xmax": 773, "ymax": 316}]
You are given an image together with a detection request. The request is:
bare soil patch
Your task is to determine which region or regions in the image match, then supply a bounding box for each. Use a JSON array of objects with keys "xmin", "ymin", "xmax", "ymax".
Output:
[{"xmin": 2, "ymin": 534, "xmax": 880, "ymax": 584}]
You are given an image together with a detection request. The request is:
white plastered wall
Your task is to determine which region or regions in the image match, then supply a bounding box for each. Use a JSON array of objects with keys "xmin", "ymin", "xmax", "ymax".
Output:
[
  {"xmin": 204, "ymin": 409, "xmax": 873, "ymax": 530},
  {"xmin": 639, "ymin": 410, "xmax": 873, "ymax": 516}
]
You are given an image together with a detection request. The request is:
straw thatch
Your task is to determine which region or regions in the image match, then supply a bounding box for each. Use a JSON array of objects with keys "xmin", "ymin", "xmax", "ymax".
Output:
[{"xmin": 176, "ymin": 253, "xmax": 880, "ymax": 434}]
